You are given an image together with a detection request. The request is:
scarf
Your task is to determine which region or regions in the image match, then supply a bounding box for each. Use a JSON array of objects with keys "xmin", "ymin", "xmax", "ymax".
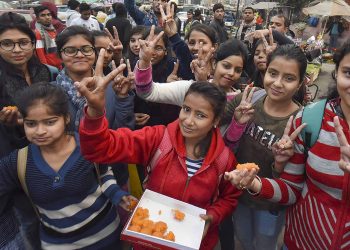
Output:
[
  {"xmin": 55, "ymin": 69, "xmax": 86, "ymax": 130},
  {"xmin": 236, "ymin": 19, "xmax": 257, "ymax": 41},
  {"xmin": 35, "ymin": 22, "xmax": 56, "ymax": 53}
]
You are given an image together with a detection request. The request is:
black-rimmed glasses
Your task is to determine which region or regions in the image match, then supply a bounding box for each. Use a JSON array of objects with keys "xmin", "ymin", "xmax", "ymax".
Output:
[
  {"xmin": 0, "ymin": 39, "xmax": 34, "ymax": 51},
  {"xmin": 60, "ymin": 45, "xmax": 95, "ymax": 57}
]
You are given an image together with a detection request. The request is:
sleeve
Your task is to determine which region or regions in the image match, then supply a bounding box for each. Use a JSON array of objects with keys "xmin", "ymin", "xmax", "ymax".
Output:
[
  {"xmin": 222, "ymin": 93, "xmax": 242, "ymax": 126},
  {"xmin": 124, "ymin": 0, "xmax": 145, "ymax": 25},
  {"xmin": 224, "ymin": 118, "xmax": 247, "ymax": 151},
  {"xmin": 258, "ymin": 110, "xmax": 307, "ymax": 205},
  {"xmin": 134, "ymin": 62, "xmax": 192, "ymax": 107},
  {"xmin": 79, "ymin": 108, "xmax": 164, "ymax": 166},
  {"xmin": 271, "ymin": 30, "xmax": 294, "ymax": 45},
  {"xmin": 98, "ymin": 164, "xmax": 129, "ymax": 205},
  {"xmin": 35, "ymin": 31, "xmax": 48, "ymax": 65},
  {"xmin": 0, "ymin": 151, "xmax": 22, "ymax": 198},
  {"xmin": 105, "ymin": 84, "xmax": 135, "ymax": 130},
  {"xmin": 168, "ymin": 33, "xmax": 194, "ymax": 80},
  {"xmin": 206, "ymin": 152, "xmax": 241, "ymax": 225}
]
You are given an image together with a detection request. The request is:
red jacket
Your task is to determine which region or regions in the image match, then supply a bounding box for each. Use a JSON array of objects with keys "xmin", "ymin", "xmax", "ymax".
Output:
[{"xmin": 79, "ymin": 112, "xmax": 240, "ymax": 249}]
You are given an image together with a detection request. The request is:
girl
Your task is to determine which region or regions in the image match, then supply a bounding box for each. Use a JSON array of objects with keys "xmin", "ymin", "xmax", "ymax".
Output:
[
  {"xmin": 92, "ymin": 30, "xmax": 115, "ymax": 75},
  {"xmin": 126, "ymin": 25, "xmax": 146, "ymax": 71},
  {"xmin": 162, "ymin": 7, "xmax": 218, "ymax": 81},
  {"xmin": 226, "ymin": 42, "xmax": 350, "ymax": 250},
  {"xmin": 76, "ymin": 76, "xmax": 241, "ymax": 249},
  {"xmin": 134, "ymin": 33, "xmax": 247, "ymax": 108},
  {"xmin": 223, "ymin": 44, "xmax": 307, "ymax": 250},
  {"xmin": 0, "ymin": 12, "xmax": 57, "ymax": 249},
  {"xmin": 133, "ymin": 26, "xmax": 179, "ymax": 127},
  {"xmin": 54, "ymin": 26, "xmax": 134, "ymax": 131},
  {"xmin": 0, "ymin": 83, "xmax": 134, "ymax": 249}
]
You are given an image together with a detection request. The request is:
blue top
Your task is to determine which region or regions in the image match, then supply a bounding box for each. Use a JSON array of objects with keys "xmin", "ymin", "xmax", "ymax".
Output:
[
  {"xmin": 168, "ymin": 33, "xmax": 195, "ymax": 80},
  {"xmin": 124, "ymin": 0, "xmax": 158, "ymax": 26},
  {"xmin": 0, "ymin": 134, "xmax": 128, "ymax": 249}
]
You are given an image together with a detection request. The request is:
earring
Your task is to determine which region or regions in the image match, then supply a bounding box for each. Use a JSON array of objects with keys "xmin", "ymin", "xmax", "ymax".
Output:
[{"xmin": 214, "ymin": 125, "xmax": 217, "ymax": 128}]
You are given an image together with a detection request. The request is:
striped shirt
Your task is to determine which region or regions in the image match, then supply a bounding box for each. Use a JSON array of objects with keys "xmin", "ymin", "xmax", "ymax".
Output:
[
  {"xmin": 0, "ymin": 135, "xmax": 128, "ymax": 249},
  {"xmin": 186, "ymin": 158, "xmax": 203, "ymax": 177},
  {"xmin": 258, "ymin": 101, "xmax": 350, "ymax": 250}
]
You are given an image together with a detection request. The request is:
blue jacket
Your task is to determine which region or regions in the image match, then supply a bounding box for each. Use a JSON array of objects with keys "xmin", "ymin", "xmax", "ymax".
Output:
[{"xmin": 124, "ymin": 0, "xmax": 158, "ymax": 26}]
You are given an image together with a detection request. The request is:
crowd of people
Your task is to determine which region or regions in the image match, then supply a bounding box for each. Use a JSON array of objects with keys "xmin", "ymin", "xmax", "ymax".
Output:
[{"xmin": 0, "ymin": 0, "xmax": 349, "ymax": 249}]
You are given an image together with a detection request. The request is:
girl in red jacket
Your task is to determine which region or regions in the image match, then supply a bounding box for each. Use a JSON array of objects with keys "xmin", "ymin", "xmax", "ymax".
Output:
[{"xmin": 75, "ymin": 46, "xmax": 241, "ymax": 249}]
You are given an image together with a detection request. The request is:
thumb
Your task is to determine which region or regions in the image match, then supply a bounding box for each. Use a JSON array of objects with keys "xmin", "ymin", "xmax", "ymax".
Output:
[
  {"xmin": 171, "ymin": 60, "xmax": 180, "ymax": 75},
  {"xmin": 74, "ymin": 77, "xmax": 94, "ymax": 99}
]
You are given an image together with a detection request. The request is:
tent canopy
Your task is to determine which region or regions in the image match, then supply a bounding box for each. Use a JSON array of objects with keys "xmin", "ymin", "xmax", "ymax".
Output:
[
  {"xmin": 249, "ymin": 2, "xmax": 279, "ymax": 9},
  {"xmin": 302, "ymin": 0, "xmax": 350, "ymax": 16}
]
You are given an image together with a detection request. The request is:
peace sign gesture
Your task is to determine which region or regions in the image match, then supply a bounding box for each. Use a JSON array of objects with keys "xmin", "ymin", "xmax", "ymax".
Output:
[
  {"xmin": 160, "ymin": 3, "xmax": 177, "ymax": 37},
  {"xmin": 74, "ymin": 49, "xmax": 126, "ymax": 118},
  {"xmin": 112, "ymin": 59, "xmax": 134, "ymax": 98},
  {"xmin": 272, "ymin": 116, "xmax": 307, "ymax": 173},
  {"xmin": 260, "ymin": 28, "xmax": 277, "ymax": 55},
  {"xmin": 167, "ymin": 60, "xmax": 181, "ymax": 82},
  {"xmin": 138, "ymin": 25, "xmax": 164, "ymax": 69},
  {"xmin": 190, "ymin": 42, "xmax": 214, "ymax": 81},
  {"xmin": 104, "ymin": 26, "xmax": 123, "ymax": 56},
  {"xmin": 334, "ymin": 116, "xmax": 350, "ymax": 173},
  {"xmin": 233, "ymin": 85, "xmax": 255, "ymax": 125}
]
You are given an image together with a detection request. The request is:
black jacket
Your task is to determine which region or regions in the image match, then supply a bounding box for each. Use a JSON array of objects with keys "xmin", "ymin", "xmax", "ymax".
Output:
[
  {"xmin": 210, "ymin": 19, "xmax": 228, "ymax": 43},
  {"xmin": 106, "ymin": 17, "xmax": 132, "ymax": 54}
]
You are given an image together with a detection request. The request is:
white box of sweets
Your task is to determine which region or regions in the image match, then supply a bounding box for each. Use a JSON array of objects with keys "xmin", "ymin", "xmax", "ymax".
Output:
[{"xmin": 121, "ymin": 189, "xmax": 206, "ymax": 250}]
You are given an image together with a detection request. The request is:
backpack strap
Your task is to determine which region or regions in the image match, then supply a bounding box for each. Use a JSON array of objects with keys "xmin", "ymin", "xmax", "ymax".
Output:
[
  {"xmin": 212, "ymin": 147, "xmax": 230, "ymax": 203},
  {"xmin": 143, "ymin": 128, "xmax": 172, "ymax": 188},
  {"xmin": 301, "ymin": 99, "xmax": 327, "ymax": 155},
  {"xmin": 17, "ymin": 147, "xmax": 41, "ymax": 219}
]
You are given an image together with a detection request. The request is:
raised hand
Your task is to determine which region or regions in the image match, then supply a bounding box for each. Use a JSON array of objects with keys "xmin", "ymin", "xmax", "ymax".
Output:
[
  {"xmin": 160, "ymin": 3, "xmax": 177, "ymax": 37},
  {"xmin": 74, "ymin": 49, "xmax": 126, "ymax": 118},
  {"xmin": 166, "ymin": 60, "xmax": 181, "ymax": 82},
  {"xmin": 272, "ymin": 116, "xmax": 307, "ymax": 173},
  {"xmin": 111, "ymin": 59, "xmax": 133, "ymax": 98},
  {"xmin": 190, "ymin": 42, "xmax": 214, "ymax": 81},
  {"xmin": 104, "ymin": 26, "xmax": 123, "ymax": 56},
  {"xmin": 233, "ymin": 85, "xmax": 255, "ymax": 124},
  {"xmin": 334, "ymin": 116, "xmax": 350, "ymax": 173},
  {"xmin": 138, "ymin": 25, "xmax": 164, "ymax": 69},
  {"xmin": 261, "ymin": 28, "xmax": 277, "ymax": 55},
  {"xmin": 0, "ymin": 107, "xmax": 23, "ymax": 126}
]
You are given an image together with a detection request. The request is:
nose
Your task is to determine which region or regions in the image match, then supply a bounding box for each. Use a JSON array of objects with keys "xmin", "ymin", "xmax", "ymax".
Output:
[
  {"xmin": 273, "ymin": 77, "xmax": 283, "ymax": 88},
  {"xmin": 76, "ymin": 50, "xmax": 85, "ymax": 57},
  {"xmin": 193, "ymin": 42, "xmax": 200, "ymax": 51},
  {"xmin": 12, "ymin": 43, "xmax": 22, "ymax": 52},
  {"xmin": 184, "ymin": 114, "xmax": 195, "ymax": 126},
  {"xmin": 35, "ymin": 124, "xmax": 47, "ymax": 135}
]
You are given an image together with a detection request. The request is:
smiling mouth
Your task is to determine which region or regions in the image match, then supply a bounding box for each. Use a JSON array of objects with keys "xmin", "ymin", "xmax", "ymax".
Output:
[
  {"xmin": 182, "ymin": 125, "xmax": 194, "ymax": 133},
  {"xmin": 271, "ymin": 88, "xmax": 283, "ymax": 94}
]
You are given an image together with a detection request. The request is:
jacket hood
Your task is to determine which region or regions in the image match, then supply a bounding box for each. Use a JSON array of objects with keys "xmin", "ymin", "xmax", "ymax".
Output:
[{"xmin": 167, "ymin": 119, "xmax": 226, "ymax": 166}]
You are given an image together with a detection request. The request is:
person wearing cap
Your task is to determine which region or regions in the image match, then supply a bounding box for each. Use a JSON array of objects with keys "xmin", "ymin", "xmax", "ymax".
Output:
[
  {"xmin": 66, "ymin": 0, "xmax": 80, "ymax": 26},
  {"xmin": 209, "ymin": 3, "xmax": 228, "ymax": 43},
  {"xmin": 125, "ymin": 0, "xmax": 169, "ymax": 26}
]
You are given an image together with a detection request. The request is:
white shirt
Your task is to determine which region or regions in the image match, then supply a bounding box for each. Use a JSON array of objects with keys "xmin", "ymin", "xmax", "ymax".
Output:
[{"xmin": 70, "ymin": 17, "xmax": 101, "ymax": 31}]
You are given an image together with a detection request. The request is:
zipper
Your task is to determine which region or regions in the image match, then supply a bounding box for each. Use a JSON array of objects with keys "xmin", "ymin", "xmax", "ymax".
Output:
[{"xmin": 181, "ymin": 177, "xmax": 190, "ymax": 200}]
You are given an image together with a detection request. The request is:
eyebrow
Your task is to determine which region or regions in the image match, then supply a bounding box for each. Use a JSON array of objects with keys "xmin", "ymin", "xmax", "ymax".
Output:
[{"xmin": 24, "ymin": 117, "xmax": 58, "ymax": 122}]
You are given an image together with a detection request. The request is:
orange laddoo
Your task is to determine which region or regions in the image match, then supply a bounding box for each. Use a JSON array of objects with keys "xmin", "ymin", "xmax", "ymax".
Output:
[
  {"xmin": 140, "ymin": 227, "xmax": 153, "ymax": 235},
  {"xmin": 236, "ymin": 163, "xmax": 259, "ymax": 171},
  {"xmin": 173, "ymin": 209, "xmax": 185, "ymax": 221},
  {"xmin": 154, "ymin": 221, "xmax": 167, "ymax": 233},
  {"xmin": 128, "ymin": 224, "xmax": 141, "ymax": 232},
  {"xmin": 128, "ymin": 197, "xmax": 138, "ymax": 210},
  {"xmin": 135, "ymin": 207, "xmax": 149, "ymax": 219},
  {"xmin": 163, "ymin": 231, "xmax": 175, "ymax": 241},
  {"xmin": 152, "ymin": 231, "xmax": 164, "ymax": 238},
  {"xmin": 141, "ymin": 219, "xmax": 154, "ymax": 230},
  {"xmin": 130, "ymin": 216, "xmax": 144, "ymax": 227},
  {"xmin": 4, "ymin": 106, "xmax": 17, "ymax": 111}
]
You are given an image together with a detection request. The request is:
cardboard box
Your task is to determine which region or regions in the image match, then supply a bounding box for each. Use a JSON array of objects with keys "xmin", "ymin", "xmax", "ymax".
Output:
[{"xmin": 121, "ymin": 189, "xmax": 206, "ymax": 250}]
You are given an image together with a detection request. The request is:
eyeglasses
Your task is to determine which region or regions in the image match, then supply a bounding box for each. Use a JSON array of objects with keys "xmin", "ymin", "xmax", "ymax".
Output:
[
  {"xmin": 0, "ymin": 39, "xmax": 34, "ymax": 51},
  {"xmin": 60, "ymin": 45, "xmax": 95, "ymax": 57},
  {"xmin": 95, "ymin": 47, "xmax": 114, "ymax": 55}
]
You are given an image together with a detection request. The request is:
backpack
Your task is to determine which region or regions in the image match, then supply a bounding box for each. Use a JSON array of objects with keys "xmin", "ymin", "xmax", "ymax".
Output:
[
  {"xmin": 143, "ymin": 128, "xmax": 230, "ymax": 203},
  {"xmin": 300, "ymin": 99, "xmax": 327, "ymax": 155}
]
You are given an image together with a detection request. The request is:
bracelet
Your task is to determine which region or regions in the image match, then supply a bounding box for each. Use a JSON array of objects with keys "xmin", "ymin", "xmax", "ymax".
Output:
[{"xmin": 247, "ymin": 176, "xmax": 261, "ymax": 196}]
